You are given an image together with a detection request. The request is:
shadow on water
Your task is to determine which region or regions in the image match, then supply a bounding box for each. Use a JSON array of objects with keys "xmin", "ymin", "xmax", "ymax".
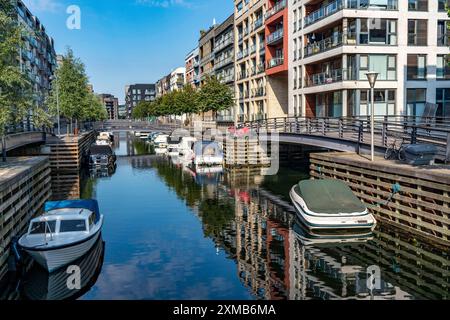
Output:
[{"xmin": 3, "ymin": 133, "xmax": 448, "ymax": 300}]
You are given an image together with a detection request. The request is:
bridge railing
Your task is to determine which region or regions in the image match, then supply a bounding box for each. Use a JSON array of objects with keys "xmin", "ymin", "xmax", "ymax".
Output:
[
  {"xmin": 243, "ymin": 116, "xmax": 450, "ymax": 161},
  {"xmin": 3, "ymin": 131, "xmax": 46, "ymax": 152}
]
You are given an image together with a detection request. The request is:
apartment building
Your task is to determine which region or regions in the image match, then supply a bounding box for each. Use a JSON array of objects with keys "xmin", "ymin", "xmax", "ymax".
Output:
[
  {"xmin": 99, "ymin": 94, "xmax": 119, "ymax": 120},
  {"xmin": 234, "ymin": 0, "xmax": 289, "ymax": 123},
  {"xmin": 199, "ymin": 25, "xmax": 217, "ymax": 86},
  {"xmin": 169, "ymin": 67, "xmax": 186, "ymax": 92},
  {"xmin": 125, "ymin": 84, "xmax": 156, "ymax": 118},
  {"xmin": 185, "ymin": 47, "xmax": 200, "ymax": 88},
  {"xmin": 16, "ymin": 0, "xmax": 57, "ymax": 108},
  {"xmin": 214, "ymin": 14, "xmax": 236, "ymax": 122},
  {"xmin": 288, "ymin": 0, "xmax": 450, "ymax": 118}
]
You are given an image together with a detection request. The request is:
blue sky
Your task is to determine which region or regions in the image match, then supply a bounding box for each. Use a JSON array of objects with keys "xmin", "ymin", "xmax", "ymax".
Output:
[{"xmin": 23, "ymin": 0, "xmax": 233, "ymax": 103}]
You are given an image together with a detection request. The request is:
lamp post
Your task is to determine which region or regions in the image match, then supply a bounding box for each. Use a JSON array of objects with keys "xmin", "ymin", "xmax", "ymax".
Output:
[
  {"xmin": 50, "ymin": 75, "xmax": 61, "ymax": 136},
  {"xmin": 366, "ymin": 71, "xmax": 379, "ymax": 162}
]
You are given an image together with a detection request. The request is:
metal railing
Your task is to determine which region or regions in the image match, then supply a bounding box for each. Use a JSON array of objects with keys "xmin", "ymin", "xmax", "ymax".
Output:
[
  {"xmin": 241, "ymin": 115, "xmax": 450, "ymax": 161},
  {"xmin": 305, "ymin": 69, "xmax": 344, "ymax": 87},
  {"xmin": 266, "ymin": 28, "xmax": 284, "ymax": 45},
  {"xmin": 267, "ymin": 56, "xmax": 284, "ymax": 69},
  {"xmin": 265, "ymin": 0, "xmax": 286, "ymax": 20},
  {"xmin": 304, "ymin": 33, "xmax": 343, "ymax": 57}
]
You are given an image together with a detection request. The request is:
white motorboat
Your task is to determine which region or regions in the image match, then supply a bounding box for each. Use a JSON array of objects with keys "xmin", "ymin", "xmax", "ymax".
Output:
[
  {"xmin": 289, "ymin": 179, "xmax": 376, "ymax": 231},
  {"xmin": 178, "ymin": 137, "xmax": 197, "ymax": 157},
  {"xmin": 154, "ymin": 134, "xmax": 169, "ymax": 148},
  {"xmin": 193, "ymin": 141, "xmax": 223, "ymax": 166},
  {"xmin": 167, "ymin": 136, "xmax": 182, "ymax": 157},
  {"xmin": 19, "ymin": 199, "xmax": 104, "ymax": 273}
]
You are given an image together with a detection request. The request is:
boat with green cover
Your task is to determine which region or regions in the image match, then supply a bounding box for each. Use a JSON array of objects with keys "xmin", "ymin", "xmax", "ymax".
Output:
[{"xmin": 289, "ymin": 179, "xmax": 376, "ymax": 231}]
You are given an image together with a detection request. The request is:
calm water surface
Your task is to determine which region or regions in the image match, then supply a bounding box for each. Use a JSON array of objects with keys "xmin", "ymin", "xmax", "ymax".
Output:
[{"xmin": 9, "ymin": 132, "xmax": 450, "ymax": 300}]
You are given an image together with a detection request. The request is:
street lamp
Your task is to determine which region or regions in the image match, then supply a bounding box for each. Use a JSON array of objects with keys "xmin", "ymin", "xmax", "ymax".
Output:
[
  {"xmin": 50, "ymin": 75, "xmax": 61, "ymax": 136},
  {"xmin": 366, "ymin": 71, "xmax": 379, "ymax": 162}
]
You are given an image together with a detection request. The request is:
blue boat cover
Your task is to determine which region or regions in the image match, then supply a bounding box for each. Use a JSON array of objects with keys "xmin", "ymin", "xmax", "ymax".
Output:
[{"xmin": 44, "ymin": 199, "xmax": 100, "ymax": 223}]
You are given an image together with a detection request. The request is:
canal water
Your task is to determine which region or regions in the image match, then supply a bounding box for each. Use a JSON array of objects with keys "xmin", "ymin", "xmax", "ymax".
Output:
[{"xmin": 7, "ymin": 132, "xmax": 449, "ymax": 300}]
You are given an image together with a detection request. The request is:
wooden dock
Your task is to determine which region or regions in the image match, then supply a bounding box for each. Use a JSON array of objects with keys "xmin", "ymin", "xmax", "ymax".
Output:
[
  {"xmin": 0, "ymin": 157, "xmax": 51, "ymax": 280},
  {"xmin": 43, "ymin": 132, "xmax": 96, "ymax": 200},
  {"xmin": 310, "ymin": 152, "xmax": 450, "ymax": 246},
  {"xmin": 223, "ymin": 137, "xmax": 271, "ymax": 168}
]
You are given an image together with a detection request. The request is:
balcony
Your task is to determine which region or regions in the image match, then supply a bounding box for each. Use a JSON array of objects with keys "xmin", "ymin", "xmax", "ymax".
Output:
[
  {"xmin": 215, "ymin": 55, "xmax": 234, "ymax": 70},
  {"xmin": 304, "ymin": 0, "xmax": 398, "ymax": 28},
  {"xmin": 266, "ymin": 28, "xmax": 284, "ymax": 45},
  {"xmin": 304, "ymin": 69, "xmax": 343, "ymax": 87},
  {"xmin": 237, "ymin": 71, "xmax": 248, "ymax": 80},
  {"xmin": 304, "ymin": 0, "xmax": 344, "ymax": 27},
  {"xmin": 252, "ymin": 17, "xmax": 264, "ymax": 31},
  {"xmin": 252, "ymin": 87, "xmax": 265, "ymax": 97},
  {"xmin": 249, "ymin": 44, "xmax": 256, "ymax": 55},
  {"xmin": 219, "ymin": 74, "xmax": 235, "ymax": 84},
  {"xmin": 259, "ymin": 42, "xmax": 265, "ymax": 54},
  {"xmin": 267, "ymin": 56, "xmax": 284, "ymax": 69},
  {"xmin": 215, "ymin": 35, "xmax": 234, "ymax": 52},
  {"xmin": 265, "ymin": 0, "xmax": 286, "ymax": 21},
  {"xmin": 304, "ymin": 33, "xmax": 343, "ymax": 57}
]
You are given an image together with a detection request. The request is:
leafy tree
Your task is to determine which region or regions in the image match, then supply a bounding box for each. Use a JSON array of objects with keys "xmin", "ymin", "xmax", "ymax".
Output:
[
  {"xmin": 0, "ymin": 1, "xmax": 33, "ymax": 160},
  {"xmin": 47, "ymin": 48, "xmax": 103, "ymax": 132},
  {"xmin": 197, "ymin": 75, "xmax": 234, "ymax": 119}
]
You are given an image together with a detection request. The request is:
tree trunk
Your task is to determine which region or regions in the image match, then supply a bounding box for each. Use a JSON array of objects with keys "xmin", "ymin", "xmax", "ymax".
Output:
[{"xmin": 2, "ymin": 134, "xmax": 6, "ymax": 162}]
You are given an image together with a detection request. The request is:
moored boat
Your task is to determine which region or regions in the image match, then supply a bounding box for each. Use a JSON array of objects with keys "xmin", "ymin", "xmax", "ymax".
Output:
[
  {"xmin": 18, "ymin": 199, "xmax": 104, "ymax": 273},
  {"xmin": 193, "ymin": 141, "xmax": 223, "ymax": 166},
  {"xmin": 289, "ymin": 179, "xmax": 376, "ymax": 231}
]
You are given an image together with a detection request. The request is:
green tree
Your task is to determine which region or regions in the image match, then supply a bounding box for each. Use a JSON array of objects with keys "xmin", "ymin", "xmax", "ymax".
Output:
[
  {"xmin": 0, "ymin": 1, "xmax": 33, "ymax": 160},
  {"xmin": 197, "ymin": 75, "xmax": 234, "ymax": 120},
  {"xmin": 47, "ymin": 48, "xmax": 102, "ymax": 133}
]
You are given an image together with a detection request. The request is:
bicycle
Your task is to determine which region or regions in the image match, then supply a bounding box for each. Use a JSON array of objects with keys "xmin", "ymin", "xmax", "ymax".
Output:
[{"xmin": 384, "ymin": 138, "xmax": 407, "ymax": 161}]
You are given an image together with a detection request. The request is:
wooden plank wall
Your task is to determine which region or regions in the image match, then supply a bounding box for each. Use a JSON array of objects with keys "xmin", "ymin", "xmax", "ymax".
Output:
[
  {"xmin": 309, "ymin": 152, "xmax": 450, "ymax": 246},
  {"xmin": 223, "ymin": 138, "xmax": 271, "ymax": 168}
]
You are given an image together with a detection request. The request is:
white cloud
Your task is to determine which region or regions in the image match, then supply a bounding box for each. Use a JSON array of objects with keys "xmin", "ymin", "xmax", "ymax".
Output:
[
  {"xmin": 22, "ymin": 0, "xmax": 63, "ymax": 13},
  {"xmin": 136, "ymin": 0, "xmax": 192, "ymax": 9}
]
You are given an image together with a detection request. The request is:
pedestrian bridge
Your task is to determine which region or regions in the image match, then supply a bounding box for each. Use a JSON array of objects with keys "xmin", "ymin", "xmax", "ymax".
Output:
[
  {"xmin": 245, "ymin": 116, "xmax": 450, "ymax": 162},
  {"xmin": 2, "ymin": 131, "xmax": 46, "ymax": 153}
]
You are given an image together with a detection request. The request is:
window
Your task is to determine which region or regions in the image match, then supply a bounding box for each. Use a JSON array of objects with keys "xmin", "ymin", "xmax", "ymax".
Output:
[
  {"xmin": 408, "ymin": 20, "xmax": 427, "ymax": 46},
  {"xmin": 30, "ymin": 221, "xmax": 56, "ymax": 234},
  {"xmin": 437, "ymin": 55, "xmax": 450, "ymax": 80},
  {"xmin": 358, "ymin": 54, "xmax": 396, "ymax": 80},
  {"xmin": 407, "ymin": 54, "xmax": 427, "ymax": 80},
  {"xmin": 437, "ymin": 20, "xmax": 450, "ymax": 46},
  {"xmin": 359, "ymin": 89, "xmax": 396, "ymax": 116},
  {"xmin": 436, "ymin": 88, "xmax": 450, "ymax": 118},
  {"xmin": 359, "ymin": 19, "xmax": 397, "ymax": 45},
  {"xmin": 60, "ymin": 220, "xmax": 87, "ymax": 232},
  {"xmin": 407, "ymin": 89, "xmax": 427, "ymax": 116},
  {"xmin": 438, "ymin": 0, "xmax": 450, "ymax": 11},
  {"xmin": 88, "ymin": 213, "xmax": 96, "ymax": 228},
  {"xmin": 408, "ymin": 0, "xmax": 428, "ymax": 11}
]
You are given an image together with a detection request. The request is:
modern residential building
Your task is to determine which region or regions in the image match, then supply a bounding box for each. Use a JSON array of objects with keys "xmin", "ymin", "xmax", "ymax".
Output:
[
  {"xmin": 125, "ymin": 84, "xmax": 156, "ymax": 118},
  {"xmin": 99, "ymin": 94, "xmax": 119, "ymax": 120},
  {"xmin": 214, "ymin": 14, "xmax": 236, "ymax": 122},
  {"xmin": 234, "ymin": 0, "xmax": 269, "ymax": 122},
  {"xmin": 185, "ymin": 47, "xmax": 201, "ymax": 88},
  {"xmin": 288, "ymin": 0, "xmax": 450, "ymax": 118},
  {"xmin": 169, "ymin": 67, "xmax": 186, "ymax": 92},
  {"xmin": 199, "ymin": 24, "xmax": 217, "ymax": 86},
  {"xmin": 16, "ymin": 0, "xmax": 57, "ymax": 109},
  {"xmin": 156, "ymin": 74, "xmax": 171, "ymax": 97},
  {"xmin": 118, "ymin": 104, "xmax": 127, "ymax": 119}
]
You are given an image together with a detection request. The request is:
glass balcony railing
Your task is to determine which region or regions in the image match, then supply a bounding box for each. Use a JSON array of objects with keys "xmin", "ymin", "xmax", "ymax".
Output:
[
  {"xmin": 266, "ymin": 28, "xmax": 284, "ymax": 45},
  {"xmin": 305, "ymin": 69, "xmax": 345, "ymax": 87},
  {"xmin": 265, "ymin": 0, "xmax": 286, "ymax": 20},
  {"xmin": 304, "ymin": 33, "xmax": 343, "ymax": 57},
  {"xmin": 304, "ymin": 0, "xmax": 398, "ymax": 27},
  {"xmin": 267, "ymin": 56, "xmax": 284, "ymax": 69}
]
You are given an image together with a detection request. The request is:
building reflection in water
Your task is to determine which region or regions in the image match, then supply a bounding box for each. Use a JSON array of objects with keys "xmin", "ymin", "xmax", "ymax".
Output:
[{"xmin": 149, "ymin": 161, "xmax": 449, "ymax": 300}]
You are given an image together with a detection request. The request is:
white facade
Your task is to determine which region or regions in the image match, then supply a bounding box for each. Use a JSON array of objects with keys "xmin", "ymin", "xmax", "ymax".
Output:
[
  {"xmin": 169, "ymin": 67, "xmax": 186, "ymax": 92},
  {"xmin": 288, "ymin": 0, "xmax": 450, "ymax": 118}
]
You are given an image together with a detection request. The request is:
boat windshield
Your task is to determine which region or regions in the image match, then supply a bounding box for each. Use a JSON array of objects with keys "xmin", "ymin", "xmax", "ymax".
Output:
[
  {"xmin": 60, "ymin": 220, "xmax": 87, "ymax": 233},
  {"xmin": 30, "ymin": 221, "xmax": 56, "ymax": 235}
]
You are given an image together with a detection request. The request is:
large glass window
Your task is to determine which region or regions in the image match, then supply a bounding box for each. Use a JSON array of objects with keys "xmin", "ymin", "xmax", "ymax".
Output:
[
  {"xmin": 408, "ymin": 20, "xmax": 428, "ymax": 46},
  {"xmin": 358, "ymin": 19, "xmax": 397, "ymax": 45},
  {"xmin": 437, "ymin": 20, "xmax": 450, "ymax": 46},
  {"xmin": 60, "ymin": 220, "xmax": 87, "ymax": 233},
  {"xmin": 436, "ymin": 88, "xmax": 450, "ymax": 118},
  {"xmin": 359, "ymin": 89, "xmax": 396, "ymax": 116},
  {"xmin": 358, "ymin": 54, "xmax": 396, "ymax": 80},
  {"xmin": 407, "ymin": 89, "xmax": 427, "ymax": 116},
  {"xmin": 437, "ymin": 55, "xmax": 450, "ymax": 80},
  {"xmin": 438, "ymin": 0, "xmax": 449, "ymax": 11},
  {"xmin": 407, "ymin": 54, "xmax": 427, "ymax": 80},
  {"xmin": 408, "ymin": 0, "xmax": 428, "ymax": 11}
]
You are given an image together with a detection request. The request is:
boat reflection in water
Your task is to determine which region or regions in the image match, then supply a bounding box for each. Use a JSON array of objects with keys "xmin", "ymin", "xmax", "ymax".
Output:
[
  {"xmin": 89, "ymin": 164, "xmax": 117, "ymax": 178},
  {"xmin": 21, "ymin": 236, "xmax": 105, "ymax": 300}
]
